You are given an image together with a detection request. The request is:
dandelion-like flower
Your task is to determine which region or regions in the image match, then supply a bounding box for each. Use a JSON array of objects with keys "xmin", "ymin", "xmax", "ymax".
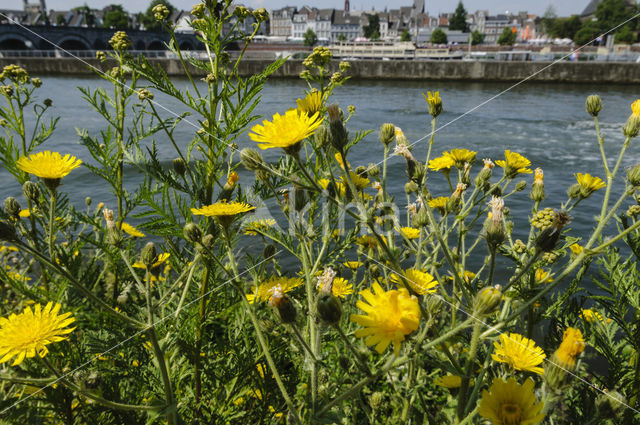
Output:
[
  {"xmin": 317, "ymin": 276, "xmax": 353, "ymax": 298},
  {"xmin": 570, "ymin": 243, "xmax": 583, "ymax": 255},
  {"xmin": 581, "ymin": 308, "xmax": 610, "ymax": 324},
  {"xmin": 244, "ymin": 218, "xmax": 276, "ymax": 235},
  {"xmin": 350, "ymin": 282, "xmax": 420, "ymax": 355},
  {"xmin": 491, "ymin": 333, "xmax": 546, "ymax": 375},
  {"xmin": 192, "ymin": 201, "xmax": 255, "ymax": 227},
  {"xmin": 396, "ymin": 226, "xmax": 421, "ymax": 240},
  {"xmin": 423, "ymin": 91, "xmax": 443, "ymax": 117},
  {"xmin": 16, "ymin": 151, "xmax": 82, "ymax": 180},
  {"xmin": 296, "ymin": 90, "xmax": 324, "ymax": 117},
  {"xmin": 390, "ymin": 268, "xmax": 438, "ymax": 295},
  {"xmin": 0, "ymin": 302, "xmax": 75, "ymax": 366},
  {"xmin": 553, "ymin": 327, "xmax": 585, "ymax": 367},
  {"xmin": 478, "ymin": 377, "xmax": 545, "ymax": 425},
  {"xmin": 343, "ymin": 261, "xmax": 363, "ymax": 270},
  {"xmin": 496, "ymin": 150, "xmax": 533, "ymax": 178},
  {"xmin": 443, "ymin": 148, "xmax": 476, "ymax": 167},
  {"xmin": 575, "ymin": 173, "xmax": 605, "ymax": 197},
  {"xmin": 434, "ymin": 375, "xmax": 464, "ymax": 388},
  {"xmin": 632, "ymin": 99, "xmax": 640, "ymax": 116},
  {"xmin": 121, "ymin": 222, "xmax": 145, "ymax": 238},
  {"xmin": 428, "ymin": 196, "xmax": 449, "ymax": 215},
  {"xmin": 428, "ymin": 155, "xmax": 455, "ymax": 174},
  {"xmin": 249, "ymin": 109, "xmax": 321, "ymax": 154},
  {"xmin": 246, "ymin": 276, "xmax": 304, "ymax": 303},
  {"xmin": 534, "ymin": 268, "xmax": 553, "ymax": 284},
  {"xmin": 133, "ymin": 252, "xmax": 170, "ymax": 271}
]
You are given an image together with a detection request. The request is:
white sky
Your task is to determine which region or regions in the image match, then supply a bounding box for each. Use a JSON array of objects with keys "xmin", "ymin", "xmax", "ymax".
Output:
[{"xmin": 2, "ymin": 1, "xmax": 591, "ymax": 17}]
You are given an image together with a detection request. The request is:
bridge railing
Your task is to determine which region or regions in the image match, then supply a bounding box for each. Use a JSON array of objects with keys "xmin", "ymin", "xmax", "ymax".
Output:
[{"xmin": 0, "ymin": 50, "xmax": 284, "ymax": 60}]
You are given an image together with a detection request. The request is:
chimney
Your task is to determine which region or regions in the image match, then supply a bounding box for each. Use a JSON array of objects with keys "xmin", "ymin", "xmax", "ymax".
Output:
[{"xmin": 344, "ymin": 0, "xmax": 350, "ymax": 12}]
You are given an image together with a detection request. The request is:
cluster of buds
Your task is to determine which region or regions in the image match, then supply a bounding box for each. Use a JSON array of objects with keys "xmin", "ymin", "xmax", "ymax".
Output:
[
  {"xmin": 152, "ymin": 4, "xmax": 170, "ymax": 20},
  {"xmin": 4, "ymin": 197, "xmax": 21, "ymax": 220},
  {"xmin": 191, "ymin": 3, "xmax": 206, "ymax": 18},
  {"xmin": 233, "ymin": 5, "xmax": 251, "ymax": 20},
  {"xmin": 137, "ymin": 88, "xmax": 154, "ymax": 101},
  {"xmin": 253, "ymin": 7, "xmax": 268, "ymax": 22},
  {"xmin": 0, "ymin": 85, "xmax": 13, "ymax": 97},
  {"xmin": 103, "ymin": 208, "xmax": 123, "ymax": 246},
  {"xmin": 339, "ymin": 61, "xmax": 351, "ymax": 72},
  {"xmin": 302, "ymin": 46, "xmax": 332, "ymax": 69},
  {"xmin": 109, "ymin": 31, "xmax": 131, "ymax": 51},
  {"xmin": 31, "ymin": 77, "xmax": 42, "ymax": 88},
  {"xmin": 96, "ymin": 51, "xmax": 107, "ymax": 61},
  {"xmin": 0, "ymin": 64, "xmax": 29, "ymax": 84}
]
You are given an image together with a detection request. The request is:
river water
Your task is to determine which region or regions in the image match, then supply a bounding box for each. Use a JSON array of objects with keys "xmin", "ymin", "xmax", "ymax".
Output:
[{"xmin": 2, "ymin": 76, "xmax": 639, "ymax": 274}]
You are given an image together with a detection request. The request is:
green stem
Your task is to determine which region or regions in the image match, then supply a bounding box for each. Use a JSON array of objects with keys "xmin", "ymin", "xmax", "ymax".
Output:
[
  {"xmin": 456, "ymin": 322, "xmax": 483, "ymax": 422},
  {"xmin": 594, "ymin": 116, "xmax": 610, "ymax": 177},
  {"xmin": 193, "ymin": 264, "xmax": 210, "ymax": 413},
  {"xmin": 333, "ymin": 324, "xmax": 371, "ymax": 376},
  {"xmin": 148, "ymin": 328, "xmax": 178, "ymax": 425}
]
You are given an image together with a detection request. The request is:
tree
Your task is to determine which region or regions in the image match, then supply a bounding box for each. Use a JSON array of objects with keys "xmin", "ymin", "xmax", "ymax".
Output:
[
  {"xmin": 615, "ymin": 25, "xmax": 636, "ymax": 43},
  {"xmin": 595, "ymin": 0, "xmax": 636, "ymax": 33},
  {"xmin": 56, "ymin": 14, "xmax": 66, "ymax": 26},
  {"xmin": 497, "ymin": 27, "xmax": 516, "ymax": 45},
  {"xmin": 400, "ymin": 30, "xmax": 411, "ymax": 42},
  {"xmin": 573, "ymin": 19, "xmax": 601, "ymax": 46},
  {"xmin": 103, "ymin": 5, "xmax": 130, "ymax": 29},
  {"xmin": 449, "ymin": 1, "xmax": 469, "ymax": 32},
  {"xmin": 470, "ymin": 30, "xmax": 484, "ymax": 45},
  {"xmin": 540, "ymin": 5, "xmax": 557, "ymax": 35},
  {"xmin": 431, "ymin": 28, "xmax": 447, "ymax": 44},
  {"xmin": 303, "ymin": 28, "xmax": 317, "ymax": 46},
  {"xmin": 337, "ymin": 33, "xmax": 347, "ymax": 42},
  {"xmin": 73, "ymin": 5, "xmax": 96, "ymax": 27},
  {"xmin": 140, "ymin": 0, "xmax": 175, "ymax": 32},
  {"xmin": 363, "ymin": 13, "xmax": 380, "ymax": 39},
  {"xmin": 550, "ymin": 15, "xmax": 582, "ymax": 40}
]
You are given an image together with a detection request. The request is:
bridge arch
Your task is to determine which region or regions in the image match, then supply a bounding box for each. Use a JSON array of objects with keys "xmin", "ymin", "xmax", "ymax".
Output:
[
  {"xmin": 0, "ymin": 32, "xmax": 38, "ymax": 50},
  {"xmin": 147, "ymin": 39, "xmax": 165, "ymax": 50},
  {"xmin": 57, "ymin": 35, "xmax": 92, "ymax": 50}
]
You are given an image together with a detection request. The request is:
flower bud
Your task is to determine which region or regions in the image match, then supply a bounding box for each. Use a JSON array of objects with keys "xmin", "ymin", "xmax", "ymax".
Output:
[
  {"xmin": 484, "ymin": 219, "xmax": 506, "ymax": 251},
  {"xmin": 96, "ymin": 50, "xmax": 106, "ymax": 61},
  {"xmin": 379, "ymin": 123, "xmax": 395, "ymax": 146},
  {"xmin": 4, "ymin": 197, "xmax": 21, "ymax": 219},
  {"xmin": 263, "ymin": 244, "xmax": 277, "ymax": 260},
  {"xmin": 183, "ymin": 222, "xmax": 202, "ymax": 244},
  {"xmin": 567, "ymin": 183, "xmax": 581, "ymax": 199},
  {"xmin": 271, "ymin": 292, "xmax": 297, "ymax": 324},
  {"xmin": 628, "ymin": 164, "xmax": 640, "ymax": 187},
  {"xmin": 315, "ymin": 125, "xmax": 330, "ymax": 148},
  {"xmin": 44, "ymin": 98, "xmax": 52, "ymax": 107},
  {"xmin": 31, "ymin": 77, "xmax": 42, "ymax": 88},
  {"xmin": 85, "ymin": 197, "xmax": 92, "ymax": 206},
  {"xmin": 413, "ymin": 207, "xmax": 430, "ymax": 227},
  {"xmin": 585, "ymin": 94, "xmax": 602, "ymax": 117},
  {"xmin": 240, "ymin": 148, "xmax": 264, "ymax": 171},
  {"xmin": 535, "ymin": 210, "xmax": 570, "ymax": 252},
  {"xmin": 253, "ymin": 7, "xmax": 268, "ymax": 22},
  {"xmin": 173, "ymin": 158, "xmax": 186, "ymax": 176},
  {"xmin": 367, "ymin": 163, "xmax": 380, "ymax": 178},
  {"xmin": 473, "ymin": 285, "xmax": 502, "ymax": 316},
  {"xmin": 294, "ymin": 186, "xmax": 307, "ymax": 212},
  {"xmin": 201, "ymin": 234, "xmax": 215, "ymax": 250},
  {"xmin": 327, "ymin": 104, "xmax": 348, "ymax": 151},
  {"xmin": 530, "ymin": 168, "xmax": 545, "ymax": 202},
  {"xmin": 316, "ymin": 292, "xmax": 343, "ymax": 325},
  {"xmin": 405, "ymin": 181, "xmax": 418, "ymax": 194},
  {"xmin": 623, "ymin": 114, "xmax": 640, "ymax": 138},
  {"xmin": 515, "ymin": 180, "xmax": 527, "ymax": 192},
  {"xmin": 141, "ymin": 242, "xmax": 157, "ymax": 268}
]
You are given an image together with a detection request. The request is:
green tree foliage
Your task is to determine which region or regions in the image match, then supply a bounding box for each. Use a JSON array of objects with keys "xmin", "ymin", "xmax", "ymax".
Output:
[
  {"xmin": 595, "ymin": 0, "xmax": 637, "ymax": 33},
  {"xmin": 573, "ymin": 19, "xmax": 601, "ymax": 46},
  {"xmin": 615, "ymin": 25, "xmax": 636, "ymax": 43},
  {"xmin": 140, "ymin": 0, "xmax": 175, "ymax": 32},
  {"xmin": 337, "ymin": 33, "xmax": 347, "ymax": 42},
  {"xmin": 430, "ymin": 28, "xmax": 447, "ymax": 44},
  {"xmin": 56, "ymin": 14, "xmax": 66, "ymax": 26},
  {"xmin": 72, "ymin": 5, "xmax": 96, "ymax": 28},
  {"xmin": 303, "ymin": 28, "xmax": 317, "ymax": 46},
  {"xmin": 470, "ymin": 30, "xmax": 484, "ymax": 45},
  {"xmin": 549, "ymin": 15, "xmax": 582, "ymax": 40},
  {"xmin": 497, "ymin": 27, "xmax": 516, "ymax": 45},
  {"xmin": 449, "ymin": 1, "xmax": 469, "ymax": 32},
  {"xmin": 103, "ymin": 5, "xmax": 130, "ymax": 29},
  {"xmin": 363, "ymin": 13, "xmax": 380, "ymax": 39},
  {"xmin": 400, "ymin": 30, "xmax": 412, "ymax": 42},
  {"xmin": 540, "ymin": 5, "xmax": 557, "ymax": 35}
]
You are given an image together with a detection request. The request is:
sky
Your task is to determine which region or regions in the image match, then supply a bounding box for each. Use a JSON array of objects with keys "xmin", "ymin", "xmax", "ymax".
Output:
[{"xmin": 2, "ymin": 1, "xmax": 590, "ymax": 17}]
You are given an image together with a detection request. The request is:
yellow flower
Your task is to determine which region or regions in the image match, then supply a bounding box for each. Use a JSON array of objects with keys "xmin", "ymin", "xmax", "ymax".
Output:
[
  {"xmin": 249, "ymin": 109, "xmax": 322, "ymax": 152},
  {"xmin": 496, "ymin": 150, "xmax": 533, "ymax": 178},
  {"xmin": 443, "ymin": 148, "xmax": 476, "ymax": 167},
  {"xmin": 428, "ymin": 196, "xmax": 449, "ymax": 214},
  {"xmin": 422, "ymin": 90, "xmax": 442, "ymax": 117},
  {"xmin": 132, "ymin": 360, "xmax": 140, "ymax": 367},
  {"xmin": 121, "ymin": 222, "xmax": 145, "ymax": 238},
  {"xmin": 533, "ymin": 167, "xmax": 544, "ymax": 184},
  {"xmin": 244, "ymin": 218, "xmax": 276, "ymax": 235},
  {"xmin": 356, "ymin": 234, "xmax": 386, "ymax": 250},
  {"xmin": 256, "ymin": 363, "xmax": 266, "ymax": 378},
  {"xmin": 534, "ymin": 268, "xmax": 553, "ymax": 284},
  {"xmin": 343, "ymin": 261, "xmax": 363, "ymax": 270},
  {"xmin": 569, "ymin": 243, "xmax": 583, "ymax": 255},
  {"xmin": 5, "ymin": 267, "xmax": 30, "ymax": 282},
  {"xmin": 191, "ymin": 201, "xmax": 255, "ymax": 217},
  {"xmin": 246, "ymin": 276, "xmax": 304, "ymax": 303},
  {"xmin": 390, "ymin": 268, "xmax": 438, "ymax": 295},
  {"xmin": 133, "ymin": 252, "xmax": 170, "ymax": 270},
  {"xmin": 632, "ymin": 99, "xmax": 640, "ymax": 116},
  {"xmin": 268, "ymin": 405, "xmax": 284, "ymax": 419},
  {"xmin": 19, "ymin": 209, "xmax": 31, "ymax": 218},
  {"xmin": 0, "ymin": 245, "xmax": 18, "ymax": 253},
  {"xmin": 396, "ymin": 226, "xmax": 421, "ymax": 240},
  {"xmin": 428, "ymin": 155, "xmax": 455, "ymax": 173},
  {"xmin": 580, "ymin": 308, "xmax": 611, "ymax": 324},
  {"xmin": 317, "ymin": 277, "xmax": 353, "ymax": 298},
  {"xmin": 16, "ymin": 151, "xmax": 82, "ymax": 179},
  {"xmin": 553, "ymin": 327, "xmax": 585, "ymax": 367},
  {"xmin": 296, "ymin": 90, "xmax": 324, "ymax": 116},
  {"xmin": 0, "ymin": 302, "xmax": 75, "ymax": 366},
  {"xmin": 575, "ymin": 173, "xmax": 605, "ymax": 197},
  {"xmin": 350, "ymin": 282, "xmax": 421, "ymax": 355},
  {"xmin": 478, "ymin": 377, "xmax": 545, "ymax": 425},
  {"xmin": 491, "ymin": 333, "xmax": 546, "ymax": 375}
]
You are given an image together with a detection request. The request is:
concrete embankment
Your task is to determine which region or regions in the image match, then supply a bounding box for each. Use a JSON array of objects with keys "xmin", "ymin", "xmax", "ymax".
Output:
[{"xmin": 2, "ymin": 57, "xmax": 640, "ymax": 83}]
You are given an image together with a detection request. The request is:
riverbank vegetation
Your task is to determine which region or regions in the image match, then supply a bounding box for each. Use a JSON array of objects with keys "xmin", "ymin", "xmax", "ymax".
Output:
[{"xmin": 2, "ymin": 1, "xmax": 640, "ymax": 424}]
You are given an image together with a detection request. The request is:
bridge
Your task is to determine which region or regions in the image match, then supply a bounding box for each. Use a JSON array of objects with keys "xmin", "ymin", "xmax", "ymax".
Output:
[{"xmin": 0, "ymin": 24, "xmax": 204, "ymax": 51}]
